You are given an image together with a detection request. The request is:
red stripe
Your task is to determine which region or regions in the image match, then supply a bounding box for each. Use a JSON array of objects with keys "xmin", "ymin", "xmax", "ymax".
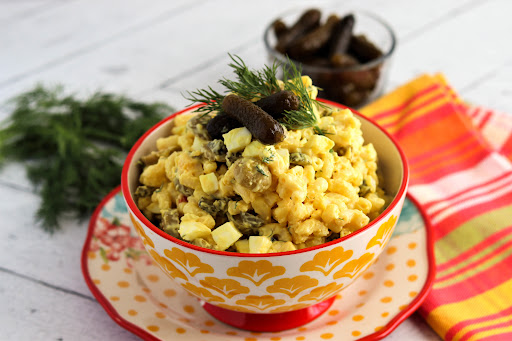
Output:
[
  {"xmin": 411, "ymin": 139, "xmax": 483, "ymax": 174},
  {"xmin": 424, "ymin": 253, "xmax": 512, "ymax": 310},
  {"xmin": 480, "ymin": 332, "xmax": 512, "ymax": 341},
  {"xmin": 444, "ymin": 305, "xmax": 512, "ymax": 341},
  {"xmin": 468, "ymin": 106, "xmax": 482, "ymax": 119},
  {"xmin": 421, "ymin": 170, "xmax": 512, "ymax": 211},
  {"xmin": 407, "ymin": 131, "xmax": 474, "ymax": 165},
  {"xmin": 428, "ymin": 174, "xmax": 512, "ymax": 218},
  {"xmin": 437, "ymin": 225, "xmax": 512, "ymax": 272},
  {"xmin": 372, "ymin": 83, "xmax": 440, "ymax": 121},
  {"xmin": 391, "ymin": 102, "xmax": 463, "ymax": 141},
  {"xmin": 478, "ymin": 110, "xmax": 493, "ymax": 130},
  {"xmin": 436, "ymin": 230, "xmax": 512, "ymax": 283},
  {"xmin": 459, "ymin": 319, "xmax": 512, "ymax": 341},
  {"xmin": 381, "ymin": 92, "xmax": 447, "ymax": 131},
  {"xmin": 431, "ymin": 187, "xmax": 512, "ymax": 242},
  {"xmin": 499, "ymin": 134, "xmax": 512, "ymax": 160},
  {"xmin": 444, "ymin": 307, "xmax": 512, "ymax": 341},
  {"xmin": 411, "ymin": 150, "xmax": 488, "ymax": 185}
]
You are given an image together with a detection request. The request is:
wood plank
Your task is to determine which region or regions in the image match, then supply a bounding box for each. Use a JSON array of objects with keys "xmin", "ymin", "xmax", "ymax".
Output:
[
  {"xmin": 0, "ymin": 0, "xmax": 297, "ymax": 106},
  {"xmin": 0, "ymin": 0, "xmax": 62, "ymax": 22},
  {"xmin": 0, "ymin": 0, "xmax": 197, "ymax": 85},
  {"xmin": 0, "ymin": 271, "xmax": 139, "ymax": 341},
  {"xmin": 152, "ymin": 0, "xmax": 484, "ymax": 95},
  {"xmin": 461, "ymin": 60, "xmax": 512, "ymax": 114},
  {"xmin": 0, "ymin": 0, "xmax": 480, "ymax": 108},
  {"xmin": 389, "ymin": 0, "xmax": 512, "ymax": 93},
  {"xmin": 0, "ymin": 186, "xmax": 94, "ymax": 297}
]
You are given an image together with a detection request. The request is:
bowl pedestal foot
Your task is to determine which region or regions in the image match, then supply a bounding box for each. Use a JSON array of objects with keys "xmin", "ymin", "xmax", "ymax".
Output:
[{"xmin": 202, "ymin": 296, "xmax": 336, "ymax": 332}]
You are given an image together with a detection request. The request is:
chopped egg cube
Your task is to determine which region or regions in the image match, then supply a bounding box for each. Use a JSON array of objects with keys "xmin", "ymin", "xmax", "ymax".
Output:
[
  {"xmin": 191, "ymin": 136, "xmax": 205, "ymax": 151},
  {"xmin": 249, "ymin": 236, "xmax": 272, "ymax": 253},
  {"xmin": 306, "ymin": 134, "xmax": 335, "ymax": 154},
  {"xmin": 269, "ymin": 241, "xmax": 297, "ymax": 253},
  {"xmin": 178, "ymin": 221, "xmax": 211, "ymax": 241},
  {"xmin": 242, "ymin": 140, "xmax": 265, "ymax": 158},
  {"xmin": 223, "ymin": 127, "xmax": 252, "ymax": 153},
  {"xmin": 199, "ymin": 173, "xmax": 219, "ymax": 194},
  {"xmin": 234, "ymin": 239, "xmax": 250, "ymax": 253},
  {"xmin": 211, "ymin": 222, "xmax": 243, "ymax": 251}
]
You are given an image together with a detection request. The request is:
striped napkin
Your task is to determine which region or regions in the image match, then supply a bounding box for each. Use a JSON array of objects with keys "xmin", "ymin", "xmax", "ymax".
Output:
[{"xmin": 361, "ymin": 74, "xmax": 512, "ymax": 341}]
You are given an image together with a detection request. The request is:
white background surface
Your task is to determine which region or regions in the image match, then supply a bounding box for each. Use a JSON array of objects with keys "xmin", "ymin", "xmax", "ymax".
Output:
[{"xmin": 1, "ymin": 0, "xmax": 511, "ymax": 340}]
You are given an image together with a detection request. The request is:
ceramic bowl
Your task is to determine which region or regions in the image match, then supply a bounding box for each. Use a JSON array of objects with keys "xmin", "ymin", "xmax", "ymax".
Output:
[
  {"xmin": 121, "ymin": 100, "xmax": 409, "ymax": 332},
  {"xmin": 264, "ymin": 8, "xmax": 396, "ymax": 108}
]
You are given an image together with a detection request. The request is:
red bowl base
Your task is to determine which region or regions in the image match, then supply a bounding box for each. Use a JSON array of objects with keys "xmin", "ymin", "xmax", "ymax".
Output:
[{"xmin": 202, "ymin": 296, "xmax": 336, "ymax": 332}]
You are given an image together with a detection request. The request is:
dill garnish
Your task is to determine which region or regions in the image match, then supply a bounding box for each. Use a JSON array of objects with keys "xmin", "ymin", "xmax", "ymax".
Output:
[
  {"xmin": 184, "ymin": 85, "xmax": 223, "ymax": 115},
  {"xmin": 0, "ymin": 85, "xmax": 172, "ymax": 232},
  {"xmin": 262, "ymin": 147, "xmax": 276, "ymax": 164},
  {"xmin": 184, "ymin": 54, "xmax": 324, "ymax": 132},
  {"xmin": 255, "ymin": 164, "xmax": 268, "ymax": 176},
  {"xmin": 219, "ymin": 54, "xmax": 281, "ymax": 100}
]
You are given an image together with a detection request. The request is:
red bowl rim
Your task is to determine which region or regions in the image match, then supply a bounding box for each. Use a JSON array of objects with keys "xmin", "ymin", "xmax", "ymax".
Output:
[{"xmin": 120, "ymin": 99, "xmax": 410, "ymax": 257}]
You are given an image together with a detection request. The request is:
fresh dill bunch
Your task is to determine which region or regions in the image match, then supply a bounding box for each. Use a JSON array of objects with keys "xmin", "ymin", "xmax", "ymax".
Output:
[{"xmin": 0, "ymin": 85, "xmax": 173, "ymax": 232}]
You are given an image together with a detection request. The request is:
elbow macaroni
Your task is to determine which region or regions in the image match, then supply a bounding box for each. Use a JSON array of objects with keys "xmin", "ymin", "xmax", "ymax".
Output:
[{"xmin": 136, "ymin": 78, "xmax": 389, "ymax": 253}]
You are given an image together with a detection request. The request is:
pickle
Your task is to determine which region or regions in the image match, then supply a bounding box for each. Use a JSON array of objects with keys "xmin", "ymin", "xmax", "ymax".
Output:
[
  {"xmin": 330, "ymin": 53, "xmax": 359, "ymax": 68},
  {"xmin": 275, "ymin": 8, "xmax": 321, "ymax": 53},
  {"xmin": 222, "ymin": 94, "xmax": 285, "ymax": 145},
  {"xmin": 328, "ymin": 14, "xmax": 355, "ymax": 57},
  {"xmin": 288, "ymin": 15, "xmax": 339, "ymax": 59},
  {"xmin": 349, "ymin": 34, "xmax": 383, "ymax": 63},
  {"xmin": 272, "ymin": 19, "xmax": 288, "ymax": 39},
  {"xmin": 206, "ymin": 113, "xmax": 242, "ymax": 140},
  {"xmin": 254, "ymin": 91, "xmax": 299, "ymax": 118}
]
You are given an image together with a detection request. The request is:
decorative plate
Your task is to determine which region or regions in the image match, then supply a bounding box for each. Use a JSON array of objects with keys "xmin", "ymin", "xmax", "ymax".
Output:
[{"xmin": 82, "ymin": 187, "xmax": 435, "ymax": 341}]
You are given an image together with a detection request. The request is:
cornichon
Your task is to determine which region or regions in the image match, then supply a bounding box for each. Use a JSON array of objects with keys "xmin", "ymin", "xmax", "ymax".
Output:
[
  {"xmin": 206, "ymin": 113, "xmax": 242, "ymax": 140},
  {"xmin": 329, "ymin": 14, "xmax": 355, "ymax": 58},
  {"xmin": 222, "ymin": 94, "xmax": 285, "ymax": 145},
  {"xmin": 288, "ymin": 14, "xmax": 340, "ymax": 59},
  {"xmin": 276, "ymin": 8, "xmax": 321, "ymax": 53},
  {"xmin": 254, "ymin": 90, "xmax": 300, "ymax": 118}
]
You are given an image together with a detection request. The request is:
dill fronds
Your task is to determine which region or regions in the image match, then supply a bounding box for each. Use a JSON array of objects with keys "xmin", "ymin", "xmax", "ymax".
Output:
[
  {"xmin": 220, "ymin": 54, "xmax": 282, "ymax": 99},
  {"xmin": 0, "ymin": 85, "xmax": 172, "ymax": 232},
  {"xmin": 183, "ymin": 54, "xmax": 323, "ymax": 132},
  {"xmin": 183, "ymin": 86, "xmax": 223, "ymax": 115}
]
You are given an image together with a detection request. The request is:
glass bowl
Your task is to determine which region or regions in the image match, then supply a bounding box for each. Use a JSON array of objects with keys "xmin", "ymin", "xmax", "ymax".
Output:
[{"xmin": 264, "ymin": 8, "xmax": 396, "ymax": 108}]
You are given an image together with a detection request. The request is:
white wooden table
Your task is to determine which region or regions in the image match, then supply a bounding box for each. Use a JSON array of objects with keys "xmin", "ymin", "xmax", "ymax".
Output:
[{"xmin": 1, "ymin": 0, "xmax": 511, "ymax": 340}]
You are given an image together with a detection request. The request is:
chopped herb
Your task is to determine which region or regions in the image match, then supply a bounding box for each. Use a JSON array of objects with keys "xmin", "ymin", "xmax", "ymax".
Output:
[
  {"xmin": 255, "ymin": 164, "xmax": 268, "ymax": 176},
  {"xmin": 0, "ymin": 85, "xmax": 172, "ymax": 232},
  {"xmin": 183, "ymin": 86, "xmax": 223, "ymax": 116},
  {"xmin": 184, "ymin": 54, "xmax": 325, "ymax": 132},
  {"xmin": 262, "ymin": 148, "xmax": 276, "ymax": 163}
]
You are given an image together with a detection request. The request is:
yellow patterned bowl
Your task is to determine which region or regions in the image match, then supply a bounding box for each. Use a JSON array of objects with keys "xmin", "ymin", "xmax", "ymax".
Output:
[{"xmin": 121, "ymin": 100, "xmax": 409, "ymax": 332}]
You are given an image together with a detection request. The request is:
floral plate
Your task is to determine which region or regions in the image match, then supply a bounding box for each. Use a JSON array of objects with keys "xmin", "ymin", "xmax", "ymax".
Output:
[{"xmin": 82, "ymin": 187, "xmax": 435, "ymax": 341}]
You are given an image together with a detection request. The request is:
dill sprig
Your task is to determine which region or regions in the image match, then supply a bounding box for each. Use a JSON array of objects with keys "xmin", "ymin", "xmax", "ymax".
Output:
[
  {"xmin": 184, "ymin": 86, "xmax": 223, "ymax": 114},
  {"xmin": 279, "ymin": 59, "xmax": 322, "ymax": 132},
  {"xmin": 219, "ymin": 54, "xmax": 281, "ymax": 99},
  {"xmin": 183, "ymin": 54, "xmax": 324, "ymax": 132},
  {"xmin": 0, "ymin": 85, "xmax": 173, "ymax": 232}
]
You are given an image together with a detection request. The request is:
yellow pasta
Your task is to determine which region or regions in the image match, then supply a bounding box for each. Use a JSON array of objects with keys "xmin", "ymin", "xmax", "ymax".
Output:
[{"xmin": 135, "ymin": 81, "xmax": 389, "ymax": 253}]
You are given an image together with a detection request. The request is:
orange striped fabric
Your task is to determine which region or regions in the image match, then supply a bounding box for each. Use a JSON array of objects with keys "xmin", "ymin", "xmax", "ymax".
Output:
[{"xmin": 361, "ymin": 74, "xmax": 512, "ymax": 341}]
